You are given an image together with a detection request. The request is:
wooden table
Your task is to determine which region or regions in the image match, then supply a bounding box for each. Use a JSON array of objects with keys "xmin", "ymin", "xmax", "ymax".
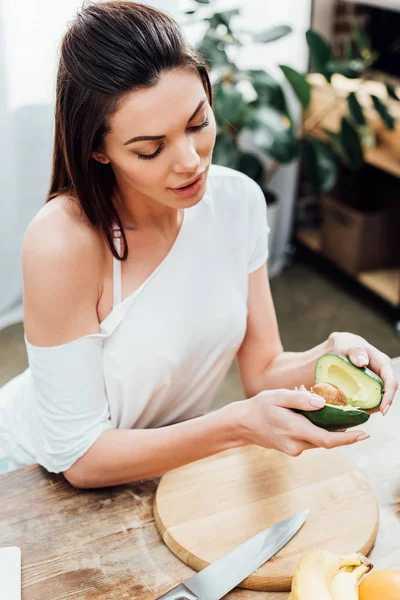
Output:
[{"xmin": 1, "ymin": 360, "xmax": 400, "ymax": 600}]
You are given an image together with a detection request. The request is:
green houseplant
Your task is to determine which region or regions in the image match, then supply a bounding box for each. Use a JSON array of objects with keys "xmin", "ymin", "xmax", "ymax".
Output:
[{"xmin": 182, "ymin": 1, "xmax": 399, "ymax": 194}]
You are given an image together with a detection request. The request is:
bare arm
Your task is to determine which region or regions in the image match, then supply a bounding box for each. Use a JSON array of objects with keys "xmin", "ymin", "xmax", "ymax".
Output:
[
  {"xmin": 236, "ymin": 264, "xmax": 330, "ymax": 397},
  {"xmin": 64, "ymin": 408, "xmax": 241, "ymax": 488}
]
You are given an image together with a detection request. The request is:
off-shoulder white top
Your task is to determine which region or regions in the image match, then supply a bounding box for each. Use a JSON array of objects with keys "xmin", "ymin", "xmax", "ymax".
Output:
[{"xmin": 0, "ymin": 165, "xmax": 269, "ymax": 473}]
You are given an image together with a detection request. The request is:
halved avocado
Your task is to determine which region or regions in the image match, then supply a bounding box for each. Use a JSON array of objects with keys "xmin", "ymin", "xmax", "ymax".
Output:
[
  {"xmin": 297, "ymin": 404, "xmax": 370, "ymax": 432},
  {"xmin": 315, "ymin": 353, "xmax": 383, "ymax": 410},
  {"xmin": 298, "ymin": 354, "xmax": 383, "ymax": 431}
]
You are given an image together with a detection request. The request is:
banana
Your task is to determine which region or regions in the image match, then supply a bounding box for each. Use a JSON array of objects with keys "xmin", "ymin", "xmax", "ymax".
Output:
[
  {"xmin": 330, "ymin": 563, "xmax": 372, "ymax": 600},
  {"xmin": 291, "ymin": 549, "xmax": 365, "ymax": 600}
]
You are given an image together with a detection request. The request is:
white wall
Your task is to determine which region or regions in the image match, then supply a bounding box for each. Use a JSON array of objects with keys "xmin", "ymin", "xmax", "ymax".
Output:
[{"xmin": 0, "ymin": 0, "xmax": 87, "ymax": 330}]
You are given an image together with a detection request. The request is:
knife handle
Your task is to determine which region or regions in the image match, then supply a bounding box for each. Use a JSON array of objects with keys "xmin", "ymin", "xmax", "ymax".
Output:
[{"xmin": 154, "ymin": 583, "xmax": 200, "ymax": 600}]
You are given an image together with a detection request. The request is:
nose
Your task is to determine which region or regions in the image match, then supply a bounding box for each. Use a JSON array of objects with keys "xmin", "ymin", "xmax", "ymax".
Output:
[{"xmin": 171, "ymin": 136, "xmax": 201, "ymax": 173}]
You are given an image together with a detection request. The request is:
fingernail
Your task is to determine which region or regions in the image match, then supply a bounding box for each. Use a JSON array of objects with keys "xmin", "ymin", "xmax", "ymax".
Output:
[
  {"xmin": 309, "ymin": 395, "xmax": 325, "ymax": 408},
  {"xmin": 383, "ymin": 405, "xmax": 390, "ymax": 416},
  {"xmin": 357, "ymin": 433, "xmax": 370, "ymax": 441},
  {"xmin": 357, "ymin": 354, "xmax": 368, "ymax": 366}
]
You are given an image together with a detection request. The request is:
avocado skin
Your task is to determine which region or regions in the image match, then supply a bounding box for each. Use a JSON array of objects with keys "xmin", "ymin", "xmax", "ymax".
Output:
[{"xmin": 296, "ymin": 404, "xmax": 370, "ymax": 432}]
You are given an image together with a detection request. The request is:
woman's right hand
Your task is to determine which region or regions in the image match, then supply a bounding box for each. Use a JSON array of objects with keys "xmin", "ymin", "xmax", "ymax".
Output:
[{"xmin": 232, "ymin": 388, "xmax": 370, "ymax": 456}]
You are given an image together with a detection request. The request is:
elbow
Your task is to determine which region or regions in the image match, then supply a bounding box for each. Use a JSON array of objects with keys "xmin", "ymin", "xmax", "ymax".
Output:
[{"xmin": 63, "ymin": 461, "xmax": 93, "ymax": 489}]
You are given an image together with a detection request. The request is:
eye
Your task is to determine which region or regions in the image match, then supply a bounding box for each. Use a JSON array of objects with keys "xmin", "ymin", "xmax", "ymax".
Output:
[{"xmin": 137, "ymin": 119, "xmax": 210, "ymax": 161}]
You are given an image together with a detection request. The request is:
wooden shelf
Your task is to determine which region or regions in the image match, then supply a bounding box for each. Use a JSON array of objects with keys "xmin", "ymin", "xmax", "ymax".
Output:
[
  {"xmin": 358, "ymin": 269, "xmax": 400, "ymax": 306},
  {"xmin": 296, "ymin": 228, "xmax": 400, "ymax": 307},
  {"xmin": 296, "ymin": 229, "xmax": 321, "ymax": 253}
]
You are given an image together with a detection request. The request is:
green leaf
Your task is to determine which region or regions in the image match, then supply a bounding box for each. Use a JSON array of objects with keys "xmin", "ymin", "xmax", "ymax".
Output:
[
  {"xmin": 352, "ymin": 20, "xmax": 372, "ymax": 60},
  {"xmin": 197, "ymin": 34, "xmax": 231, "ymax": 69},
  {"xmin": 323, "ymin": 123, "xmax": 364, "ymax": 169},
  {"xmin": 251, "ymin": 25, "xmax": 292, "ymax": 44},
  {"xmin": 248, "ymin": 69, "xmax": 292, "ymax": 124},
  {"xmin": 325, "ymin": 58, "xmax": 367, "ymax": 79},
  {"xmin": 194, "ymin": 0, "xmax": 210, "ymax": 3},
  {"xmin": 306, "ymin": 29, "xmax": 333, "ymax": 79},
  {"xmin": 208, "ymin": 9, "xmax": 240, "ymax": 33},
  {"xmin": 347, "ymin": 92, "xmax": 366, "ymax": 126},
  {"xmin": 371, "ymin": 95, "xmax": 395, "ymax": 130},
  {"xmin": 386, "ymin": 83, "xmax": 400, "ymax": 102},
  {"xmin": 340, "ymin": 117, "xmax": 364, "ymax": 170},
  {"xmin": 212, "ymin": 132, "xmax": 239, "ymax": 168},
  {"xmin": 213, "ymin": 82, "xmax": 246, "ymax": 124},
  {"xmin": 217, "ymin": 8, "xmax": 240, "ymax": 25},
  {"xmin": 344, "ymin": 39, "xmax": 355, "ymax": 60},
  {"xmin": 236, "ymin": 152, "xmax": 265, "ymax": 186},
  {"xmin": 251, "ymin": 106, "xmax": 299, "ymax": 163},
  {"xmin": 279, "ymin": 65, "xmax": 311, "ymax": 109},
  {"xmin": 323, "ymin": 128, "xmax": 349, "ymax": 164},
  {"xmin": 303, "ymin": 137, "xmax": 339, "ymax": 192}
]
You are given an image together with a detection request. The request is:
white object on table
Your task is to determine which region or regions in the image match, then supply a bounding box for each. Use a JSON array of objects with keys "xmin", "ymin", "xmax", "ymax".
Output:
[{"xmin": 0, "ymin": 547, "xmax": 21, "ymax": 600}]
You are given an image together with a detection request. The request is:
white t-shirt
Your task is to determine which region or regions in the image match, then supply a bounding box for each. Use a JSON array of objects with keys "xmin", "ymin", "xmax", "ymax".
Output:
[{"xmin": 0, "ymin": 165, "xmax": 269, "ymax": 473}]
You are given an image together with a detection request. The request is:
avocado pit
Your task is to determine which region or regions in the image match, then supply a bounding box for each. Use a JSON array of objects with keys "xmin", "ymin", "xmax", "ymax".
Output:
[{"xmin": 311, "ymin": 382, "xmax": 347, "ymax": 407}]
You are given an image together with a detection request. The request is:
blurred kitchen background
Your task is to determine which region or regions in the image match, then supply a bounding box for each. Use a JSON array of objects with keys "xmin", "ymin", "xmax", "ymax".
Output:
[{"xmin": 1, "ymin": 0, "xmax": 400, "ymax": 404}]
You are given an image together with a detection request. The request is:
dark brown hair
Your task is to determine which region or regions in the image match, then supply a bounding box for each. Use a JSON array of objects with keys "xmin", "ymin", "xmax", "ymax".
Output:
[{"xmin": 47, "ymin": 0, "xmax": 212, "ymax": 260}]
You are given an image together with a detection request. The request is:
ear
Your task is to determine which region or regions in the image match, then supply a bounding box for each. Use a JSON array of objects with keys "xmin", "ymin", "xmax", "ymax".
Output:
[{"xmin": 92, "ymin": 152, "xmax": 110, "ymax": 164}]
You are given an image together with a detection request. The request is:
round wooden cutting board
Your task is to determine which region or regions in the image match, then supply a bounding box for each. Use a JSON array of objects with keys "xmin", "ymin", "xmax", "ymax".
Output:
[{"xmin": 153, "ymin": 445, "xmax": 379, "ymax": 592}]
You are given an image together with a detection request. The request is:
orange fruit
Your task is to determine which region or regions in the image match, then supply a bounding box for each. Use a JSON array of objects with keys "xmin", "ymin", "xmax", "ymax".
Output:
[{"xmin": 358, "ymin": 569, "xmax": 400, "ymax": 600}]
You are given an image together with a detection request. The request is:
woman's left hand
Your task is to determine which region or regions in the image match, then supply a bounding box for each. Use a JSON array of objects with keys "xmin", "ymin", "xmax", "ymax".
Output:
[{"xmin": 328, "ymin": 331, "xmax": 398, "ymax": 415}]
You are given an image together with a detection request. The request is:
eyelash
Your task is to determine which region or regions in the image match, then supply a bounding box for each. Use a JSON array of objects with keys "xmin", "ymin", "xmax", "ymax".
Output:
[{"xmin": 137, "ymin": 119, "xmax": 210, "ymax": 161}]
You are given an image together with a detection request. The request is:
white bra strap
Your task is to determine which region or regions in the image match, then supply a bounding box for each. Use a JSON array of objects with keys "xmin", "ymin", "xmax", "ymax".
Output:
[{"xmin": 113, "ymin": 229, "xmax": 122, "ymax": 308}]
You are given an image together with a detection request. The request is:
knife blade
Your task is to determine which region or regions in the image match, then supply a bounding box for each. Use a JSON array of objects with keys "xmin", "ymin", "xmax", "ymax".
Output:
[{"xmin": 155, "ymin": 508, "xmax": 309, "ymax": 600}]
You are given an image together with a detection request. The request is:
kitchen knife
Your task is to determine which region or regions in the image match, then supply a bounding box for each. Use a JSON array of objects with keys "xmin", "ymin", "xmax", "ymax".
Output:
[{"xmin": 155, "ymin": 508, "xmax": 309, "ymax": 600}]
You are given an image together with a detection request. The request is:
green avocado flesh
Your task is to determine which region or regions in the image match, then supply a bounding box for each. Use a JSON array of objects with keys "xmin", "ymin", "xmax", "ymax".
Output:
[
  {"xmin": 297, "ymin": 404, "xmax": 370, "ymax": 432},
  {"xmin": 315, "ymin": 353, "xmax": 383, "ymax": 410},
  {"xmin": 296, "ymin": 353, "xmax": 383, "ymax": 431}
]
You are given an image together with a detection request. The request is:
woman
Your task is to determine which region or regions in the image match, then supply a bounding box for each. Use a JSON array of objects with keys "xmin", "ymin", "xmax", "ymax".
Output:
[{"xmin": 0, "ymin": 1, "xmax": 397, "ymax": 487}]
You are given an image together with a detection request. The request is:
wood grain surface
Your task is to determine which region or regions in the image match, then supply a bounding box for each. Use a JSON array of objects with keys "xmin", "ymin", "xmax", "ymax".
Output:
[
  {"xmin": 0, "ymin": 359, "xmax": 399, "ymax": 599},
  {"xmin": 153, "ymin": 446, "xmax": 379, "ymax": 591}
]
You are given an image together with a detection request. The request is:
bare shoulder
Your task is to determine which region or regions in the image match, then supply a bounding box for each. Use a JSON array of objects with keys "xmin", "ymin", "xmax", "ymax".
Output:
[
  {"xmin": 23, "ymin": 195, "xmax": 103, "ymax": 262},
  {"xmin": 22, "ymin": 196, "xmax": 106, "ymax": 346}
]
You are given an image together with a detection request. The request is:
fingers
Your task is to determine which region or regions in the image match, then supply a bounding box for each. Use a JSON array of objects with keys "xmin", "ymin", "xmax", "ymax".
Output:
[
  {"xmin": 281, "ymin": 424, "xmax": 369, "ymax": 457},
  {"xmin": 379, "ymin": 360, "xmax": 398, "ymax": 414},
  {"xmin": 281, "ymin": 440, "xmax": 316, "ymax": 457},
  {"xmin": 298, "ymin": 419, "xmax": 370, "ymax": 449},
  {"xmin": 271, "ymin": 388, "xmax": 326, "ymax": 412},
  {"xmin": 347, "ymin": 346, "xmax": 369, "ymax": 368},
  {"xmin": 363, "ymin": 350, "xmax": 398, "ymax": 414}
]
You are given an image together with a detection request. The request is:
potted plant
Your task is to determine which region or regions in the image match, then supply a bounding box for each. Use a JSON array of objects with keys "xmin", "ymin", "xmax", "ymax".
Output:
[{"xmin": 182, "ymin": 2, "xmax": 398, "ymax": 197}]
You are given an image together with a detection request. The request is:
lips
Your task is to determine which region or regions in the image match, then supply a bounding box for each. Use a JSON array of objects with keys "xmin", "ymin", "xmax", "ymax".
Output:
[{"xmin": 171, "ymin": 172, "xmax": 205, "ymax": 190}]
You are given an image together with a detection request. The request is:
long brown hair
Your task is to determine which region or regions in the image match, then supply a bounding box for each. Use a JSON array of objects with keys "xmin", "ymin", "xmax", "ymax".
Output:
[{"xmin": 47, "ymin": 1, "xmax": 212, "ymax": 260}]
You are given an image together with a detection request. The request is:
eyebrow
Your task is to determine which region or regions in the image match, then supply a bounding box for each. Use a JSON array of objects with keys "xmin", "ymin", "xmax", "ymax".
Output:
[{"xmin": 123, "ymin": 98, "xmax": 207, "ymax": 145}]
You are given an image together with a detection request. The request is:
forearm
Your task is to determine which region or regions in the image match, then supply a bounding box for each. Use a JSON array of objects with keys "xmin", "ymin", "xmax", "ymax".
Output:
[
  {"xmin": 260, "ymin": 337, "xmax": 332, "ymax": 393},
  {"xmin": 64, "ymin": 404, "xmax": 243, "ymax": 488}
]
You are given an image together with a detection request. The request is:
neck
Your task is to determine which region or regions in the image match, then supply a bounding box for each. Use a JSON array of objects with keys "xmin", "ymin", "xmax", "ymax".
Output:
[{"xmin": 113, "ymin": 186, "xmax": 182, "ymax": 234}]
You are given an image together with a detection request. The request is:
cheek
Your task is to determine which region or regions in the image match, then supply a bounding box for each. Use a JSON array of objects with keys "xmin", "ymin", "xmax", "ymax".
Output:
[{"xmin": 112, "ymin": 152, "xmax": 155, "ymax": 188}]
